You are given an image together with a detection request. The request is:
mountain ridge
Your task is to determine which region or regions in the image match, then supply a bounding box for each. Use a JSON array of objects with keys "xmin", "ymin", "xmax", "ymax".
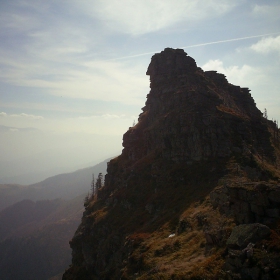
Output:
[
  {"xmin": 0, "ymin": 158, "xmax": 110, "ymax": 211},
  {"xmin": 63, "ymin": 48, "xmax": 280, "ymax": 280}
]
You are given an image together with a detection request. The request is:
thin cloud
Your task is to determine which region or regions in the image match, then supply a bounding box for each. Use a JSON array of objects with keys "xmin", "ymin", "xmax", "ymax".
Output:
[
  {"xmin": 202, "ymin": 59, "xmax": 264, "ymax": 88},
  {"xmin": 180, "ymin": 33, "xmax": 280, "ymax": 49},
  {"xmin": 0, "ymin": 102, "xmax": 89, "ymax": 114},
  {"xmin": 9, "ymin": 128, "xmax": 19, "ymax": 132},
  {"xmin": 0, "ymin": 10, "xmax": 39, "ymax": 32},
  {"xmin": 10, "ymin": 113, "xmax": 44, "ymax": 120},
  {"xmin": 0, "ymin": 49, "xmax": 148, "ymax": 105},
  {"xmin": 77, "ymin": 114, "xmax": 127, "ymax": 120},
  {"xmin": 111, "ymin": 33, "xmax": 280, "ymax": 61},
  {"xmin": 0, "ymin": 112, "xmax": 7, "ymax": 117},
  {"xmin": 250, "ymin": 35, "xmax": 280, "ymax": 55},
  {"xmin": 76, "ymin": 0, "xmax": 239, "ymax": 36},
  {"xmin": 252, "ymin": 3, "xmax": 280, "ymax": 18}
]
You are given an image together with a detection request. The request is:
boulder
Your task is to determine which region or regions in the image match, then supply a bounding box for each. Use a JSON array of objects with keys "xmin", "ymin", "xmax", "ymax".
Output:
[{"xmin": 226, "ymin": 223, "xmax": 271, "ymax": 249}]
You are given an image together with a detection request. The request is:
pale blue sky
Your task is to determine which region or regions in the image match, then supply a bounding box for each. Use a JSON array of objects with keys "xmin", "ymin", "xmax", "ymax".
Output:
[{"xmin": 0, "ymin": 0, "xmax": 280, "ymax": 183}]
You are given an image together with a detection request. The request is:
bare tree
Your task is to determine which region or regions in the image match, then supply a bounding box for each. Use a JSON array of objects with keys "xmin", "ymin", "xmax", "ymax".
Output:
[
  {"xmin": 263, "ymin": 108, "xmax": 268, "ymax": 119},
  {"xmin": 91, "ymin": 173, "xmax": 95, "ymax": 198},
  {"xmin": 96, "ymin": 173, "xmax": 103, "ymax": 190}
]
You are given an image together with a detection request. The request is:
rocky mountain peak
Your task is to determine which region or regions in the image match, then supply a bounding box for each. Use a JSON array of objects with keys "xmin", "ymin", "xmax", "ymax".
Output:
[
  {"xmin": 63, "ymin": 49, "xmax": 280, "ymax": 280},
  {"xmin": 121, "ymin": 48, "xmax": 272, "ymax": 166},
  {"xmin": 146, "ymin": 48, "xmax": 197, "ymax": 78}
]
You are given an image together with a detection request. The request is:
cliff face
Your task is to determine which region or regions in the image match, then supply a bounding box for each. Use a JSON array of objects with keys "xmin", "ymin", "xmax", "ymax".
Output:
[
  {"xmin": 123, "ymin": 48, "xmax": 269, "ymax": 162},
  {"xmin": 63, "ymin": 49, "xmax": 280, "ymax": 280}
]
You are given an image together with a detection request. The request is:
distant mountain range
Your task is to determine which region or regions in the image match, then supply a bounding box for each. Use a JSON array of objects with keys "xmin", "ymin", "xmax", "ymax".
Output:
[
  {"xmin": 0, "ymin": 158, "xmax": 112, "ymax": 280},
  {"xmin": 0, "ymin": 124, "xmax": 121, "ymax": 185},
  {"xmin": 0, "ymin": 158, "xmax": 111, "ymax": 211},
  {"xmin": 0, "ymin": 195, "xmax": 84, "ymax": 280},
  {"xmin": 0, "ymin": 125, "xmax": 41, "ymax": 133}
]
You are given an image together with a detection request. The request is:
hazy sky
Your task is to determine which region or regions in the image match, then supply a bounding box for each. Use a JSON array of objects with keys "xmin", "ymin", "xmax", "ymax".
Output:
[{"xmin": 0, "ymin": 0, "xmax": 280, "ymax": 183}]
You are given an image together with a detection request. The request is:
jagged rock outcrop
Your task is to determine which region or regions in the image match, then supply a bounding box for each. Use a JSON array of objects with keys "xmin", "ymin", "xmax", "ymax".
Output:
[
  {"xmin": 120, "ymin": 48, "xmax": 272, "ymax": 164},
  {"xmin": 226, "ymin": 223, "xmax": 271, "ymax": 249},
  {"xmin": 210, "ymin": 181, "xmax": 280, "ymax": 225},
  {"xmin": 63, "ymin": 48, "xmax": 280, "ymax": 280},
  {"xmin": 223, "ymin": 224, "xmax": 279, "ymax": 279}
]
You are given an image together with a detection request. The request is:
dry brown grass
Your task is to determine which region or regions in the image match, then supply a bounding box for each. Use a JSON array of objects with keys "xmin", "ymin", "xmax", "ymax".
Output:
[
  {"xmin": 84, "ymin": 157, "xmax": 241, "ymax": 279},
  {"xmin": 187, "ymin": 252, "xmax": 226, "ymax": 279},
  {"xmin": 119, "ymin": 201, "xmax": 233, "ymax": 279}
]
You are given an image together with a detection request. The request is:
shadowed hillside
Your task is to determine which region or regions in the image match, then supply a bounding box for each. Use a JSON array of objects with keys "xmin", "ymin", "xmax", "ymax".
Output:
[
  {"xmin": 0, "ymin": 158, "xmax": 111, "ymax": 279},
  {"xmin": 0, "ymin": 195, "xmax": 84, "ymax": 280}
]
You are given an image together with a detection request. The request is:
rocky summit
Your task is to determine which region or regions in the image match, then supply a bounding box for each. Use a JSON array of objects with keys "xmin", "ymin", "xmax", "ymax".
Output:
[{"xmin": 63, "ymin": 48, "xmax": 280, "ymax": 280}]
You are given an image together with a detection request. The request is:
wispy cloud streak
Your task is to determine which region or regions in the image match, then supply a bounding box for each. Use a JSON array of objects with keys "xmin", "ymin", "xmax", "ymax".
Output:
[
  {"xmin": 180, "ymin": 32, "xmax": 280, "ymax": 49},
  {"xmin": 110, "ymin": 32, "xmax": 280, "ymax": 61}
]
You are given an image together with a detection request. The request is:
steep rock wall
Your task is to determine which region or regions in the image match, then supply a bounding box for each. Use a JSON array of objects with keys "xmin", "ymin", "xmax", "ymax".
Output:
[{"xmin": 122, "ymin": 48, "xmax": 271, "ymax": 163}]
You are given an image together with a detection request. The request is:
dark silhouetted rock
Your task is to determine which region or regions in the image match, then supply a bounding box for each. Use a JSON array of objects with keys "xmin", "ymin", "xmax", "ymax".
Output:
[{"xmin": 63, "ymin": 48, "xmax": 280, "ymax": 280}]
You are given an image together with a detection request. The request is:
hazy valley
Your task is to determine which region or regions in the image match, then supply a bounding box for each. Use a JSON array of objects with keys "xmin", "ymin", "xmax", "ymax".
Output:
[{"xmin": 0, "ymin": 159, "xmax": 109, "ymax": 280}]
